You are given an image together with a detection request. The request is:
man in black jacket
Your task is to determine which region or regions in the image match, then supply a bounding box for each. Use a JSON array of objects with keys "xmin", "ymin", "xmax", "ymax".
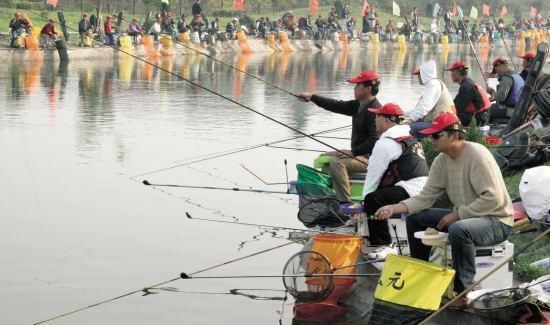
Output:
[
  {"xmin": 445, "ymin": 61, "xmax": 489, "ymax": 126},
  {"xmin": 297, "ymin": 70, "xmax": 381, "ymax": 202}
]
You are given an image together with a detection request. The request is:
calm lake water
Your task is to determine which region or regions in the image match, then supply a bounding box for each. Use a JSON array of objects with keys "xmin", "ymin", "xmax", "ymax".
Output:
[{"xmin": 0, "ymin": 44, "xmax": 524, "ymax": 324}]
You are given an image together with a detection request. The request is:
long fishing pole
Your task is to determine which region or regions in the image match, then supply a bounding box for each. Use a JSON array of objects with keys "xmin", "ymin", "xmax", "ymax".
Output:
[
  {"xmin": 28, "ymin": 11, "xmax": 365, "ymax": 170},
  {"xmin": 420, "ymin": 228, "xmax": 550, "ymax": 324},
  {"xmin": 488, "ymin": 4, "xmax": 518, "ymax": 71},
  {"xmin": 132, "ymin": 124, "xmax": 351, "ymax": 178},
  {"xmin": 89, "ymin": 2, "xmax": 299, "ymax": 98},
  {"xmin": 454, "ymin": 0, "xmax": 489, "ymax": 88},
  {"xmin": 180, "ymin": 273, "xmax": 381, "ymax": 279},
  {"xmin": 185, "ymin": 212, "xmax": 348, "ymax": 235},
  {"xmin": 142, "ymin": 180, "xmax": 289, "ymax": 194},
  {"xmin": 32, "ymin": 212, "xmax": 366, "ymax": 324}
]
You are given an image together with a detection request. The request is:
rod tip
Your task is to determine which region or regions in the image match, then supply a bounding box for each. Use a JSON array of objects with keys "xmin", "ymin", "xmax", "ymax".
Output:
[
  {"xmin": 142, "ymin": 180, "xmax": 151, "ymax": 186},
  {"xmin": 180, "ymin": 272, "xmax": 190, "ymax": 279},
  {"xmin": 185, "ymin": 212, "xmax": 193, "ymax": 219}
]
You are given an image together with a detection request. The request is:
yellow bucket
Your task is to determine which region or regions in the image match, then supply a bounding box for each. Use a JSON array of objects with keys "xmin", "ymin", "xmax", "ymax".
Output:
[
  {"xmin": 119, "ymin": 35, "xmax": 132, "ymax": 49},
  {"xmin": 369, "ymin": 33, "xmax": 379, "ymax": 43},
  {"xmin": 160, "ymin": 35, "xmax": 173, "ymax": 47},
  {"xmin": 178, "ymin": 32, "xmax": 190, "ymax": 43}
]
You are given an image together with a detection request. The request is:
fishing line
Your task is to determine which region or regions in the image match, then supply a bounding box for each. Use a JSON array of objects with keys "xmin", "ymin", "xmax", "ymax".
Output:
[
  {"xmin": 240, "ymin": 163, "xmax": 287, "ymax": 185},
  {"xmin": 185, "ymin": 212, "xmax": 347, "ymax": 235},
  {"xmin": 32, "ymin": 215, "xmax": 364, "ymax": 324},
  {"xmin": 132, "ymin": 124, "xmax": 351, "ymax": 178},
  {"xmin": 86, "ymin": 2, "xmax": 300, "ymax": 97},
  {"xmin": 453, "ymin": 0, "xmax": 490, "ymax": 88},
  {"xmin": 28, "ymin": 10, "xmax": 364, "ymax": 171}
]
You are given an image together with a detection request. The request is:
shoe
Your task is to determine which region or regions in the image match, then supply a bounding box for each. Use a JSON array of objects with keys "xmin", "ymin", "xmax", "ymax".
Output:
[{"xmin": 367, "ymin": 243, "xmax": 397, "ymax": 260}]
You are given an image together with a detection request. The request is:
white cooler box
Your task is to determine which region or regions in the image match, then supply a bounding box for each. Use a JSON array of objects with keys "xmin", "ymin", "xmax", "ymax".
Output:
[{"xmin": 473, "ymin": 241, "xmax": 514, "ymax": 290}]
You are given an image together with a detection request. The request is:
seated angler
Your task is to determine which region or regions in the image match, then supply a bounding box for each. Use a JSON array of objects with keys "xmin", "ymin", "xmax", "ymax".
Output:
[
  {"xmin": 361, "ymin": 103, "xmax": 428, "ymax": 258},
  {"xmin": 487, "ymin": 58, "xmax": 524, "ymax": 122},
  {"xmin": 406, "ymin": 60, "xmax": 455, "ymax": 137},
  {"xmin": 375, "ymin": 113, "xmax": 513, "ymax": 308},
  {"xmin": 518, "ymin": 53, "xmax": 535, "ymax": 81},
  {"xmin": 8, "ymin": 12, "xmax": 32, "ymax": 48},
  {"xmin": 296, "ymin": 71, "xmax": 381, "ymax": 203},
  {"xmin": 40, "ymin": 19, "xmax": 58, "ymax": 47},
  {"xmin": 445, "ymin": 61, "xmax": 491, "ymax": 126}
]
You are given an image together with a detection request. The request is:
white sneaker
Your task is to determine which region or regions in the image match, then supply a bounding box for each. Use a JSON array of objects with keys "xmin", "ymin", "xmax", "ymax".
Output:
[{"xmin": 367, "ymin": 244, "xmax": 397, "ymax": 260}]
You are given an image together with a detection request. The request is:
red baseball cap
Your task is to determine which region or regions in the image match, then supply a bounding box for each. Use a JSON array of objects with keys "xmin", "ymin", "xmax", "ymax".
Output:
[
  {"xmin": 445, "ymin": 61, "xmax": 467, "ymax": 71},
  {"xmin": 419, "ymin": 113, "xmax": 462, "ymax": 135},
  {"xmin": 490, "ymin": 57, "xmax": 508, "ymax": 74},
  {"xmin": 348, "ymin": 70, "xmax": 380, "ymax": 83},
  {"xmin": 368, "ymin": 103, "xmax": 404, "ymax": 116},
  {"xmin": 411, "ymin": 68, "xmax": 420, "ymax": 75},
  {"xmin": 518, "ymin": 53, "xmax": 535, "ymax": 60}
]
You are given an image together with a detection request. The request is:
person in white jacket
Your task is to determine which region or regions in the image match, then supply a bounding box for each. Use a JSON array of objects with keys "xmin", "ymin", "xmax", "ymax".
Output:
[
  {"xmin": 361, "ymin": 103, "xmax": 429, "ymax": 258},
  {"xmin": 405, "ymin": 60, "xmax": 454, "ymax": 138}
]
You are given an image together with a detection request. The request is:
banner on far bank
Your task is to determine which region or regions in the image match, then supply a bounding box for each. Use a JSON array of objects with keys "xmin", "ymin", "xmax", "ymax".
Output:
[
  {"xmin": 470, "ymin": 6, "xmax": 478, "ymax": 20},
  {"xmin": 392, "ymin": 1, "xmax": 400, "ymax": 17},
  {"xmin": 47, "ymin": 0, "xmax": 59, "ymax": 8}
]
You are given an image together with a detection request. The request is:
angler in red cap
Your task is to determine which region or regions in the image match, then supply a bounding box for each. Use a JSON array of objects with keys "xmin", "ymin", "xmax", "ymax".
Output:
[
  {"xmin": 40, "ymin": 19, "xmax": 58, "ymax": 47},
  {"xmin": 361, "ymin": 103, "xmax": 429, "ymax": 258},
  {"xmin": 445, "ymin": 61, "xmax": 491, "ymax": 126},
  {"xmin": 296, "ymin": 70, "xmax": 382, "ymax": 202},
  {"xmin": 487, "ymin": 57, "xmax": 524, "ymax": 122},
  {"xmin": 375, "ymin": 112, "xmax": 513, "ymax": 307},
  {"xmin": 518, "ymin": 53, "xmax": 535, "ymax": 81}
]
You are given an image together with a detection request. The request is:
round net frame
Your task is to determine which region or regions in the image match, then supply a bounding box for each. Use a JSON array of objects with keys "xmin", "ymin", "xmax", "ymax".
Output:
[
  {"xmin": 470, "ymin": 288, "xmax": 531, "ymax": 322},
  {"xmin": 282, "ymin": 250, "xmax": 334, "ymax": 303},
  {"xmin": 471, "ymin": 287, "xmax": 531, "ymax": 311}
]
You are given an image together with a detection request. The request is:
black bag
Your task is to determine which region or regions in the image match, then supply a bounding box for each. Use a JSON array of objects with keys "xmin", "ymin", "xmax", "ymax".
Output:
[{"xmin": 534, "ymin": 90, "xmax": 550, "ymax": 120}]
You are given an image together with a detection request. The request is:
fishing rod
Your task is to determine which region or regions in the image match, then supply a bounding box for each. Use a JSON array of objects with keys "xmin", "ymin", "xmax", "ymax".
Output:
[
  {"xmin": 132, "ymin": 124, "xmax": 351, "ymax": 178},
  {"xmin": 240, "ymin": 163, "xmax": 287, "ymax": 185},
  {"xmin": 142, "ymin": 180, "xmax": 289, "ymax": 194},
  {"xmin": 28, "ymin": 11, "xmax": 365, "ymax": 171},
  {"xmin": 180, "ymin": 273, "xmax": 381, "ymax": 279},
  {"xmin": 453, "ymin": 0, "xmax": 490, "ymax": 88},
  {"xmin": 32, "ymin": 212, "xmax": 368, "ymax": 324},
  {"xmin": 185, "ymin": 212, "xmax": 351, "ymax": 235},
  {"xmin": 488, "ymin": 3, "xmax": 518, "ymax": 71},
  {"xmin": 266, "ymin": 145, "xmax": 326, "ymax": 153},
  {"xmin": 86, "ymin": 1, "xmax": 299, "ymax": 98},
  {"xmin": 420, "ymin": 228, "xmax": 550, "ymax": 324}
]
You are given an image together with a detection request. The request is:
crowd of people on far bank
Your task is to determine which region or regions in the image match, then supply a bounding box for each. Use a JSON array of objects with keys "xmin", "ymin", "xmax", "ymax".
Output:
[{"xmin": 7, "ymin": 0, "xmax": 549, "ymax": 48}]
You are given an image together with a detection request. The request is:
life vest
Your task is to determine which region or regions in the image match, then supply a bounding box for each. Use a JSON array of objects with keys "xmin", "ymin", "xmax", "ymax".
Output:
[
  {"xmin": 503, "ymin": 73, "xmax": 525, "ymax": 107},
  {"xmin": 378, "ymin": 136, "xmax": 430, "ymax": 189},
  {"xmin": 465, "ymin": 82, "xmax": 492, "ymax": 113}
]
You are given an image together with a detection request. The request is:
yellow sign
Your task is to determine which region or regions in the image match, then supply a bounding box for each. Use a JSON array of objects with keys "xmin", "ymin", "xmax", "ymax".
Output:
[{"xmin": 374, "ymin": 254, "xmax": 455, "ymax": 310}]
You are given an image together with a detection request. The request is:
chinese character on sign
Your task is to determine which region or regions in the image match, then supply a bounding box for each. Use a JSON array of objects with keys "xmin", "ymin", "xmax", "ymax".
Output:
[{"xmin": 387, "ymin": 272, "xmax": 405, "ymax": 290}]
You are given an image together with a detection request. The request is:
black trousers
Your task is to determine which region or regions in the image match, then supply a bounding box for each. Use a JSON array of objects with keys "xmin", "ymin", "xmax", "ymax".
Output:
[{"xmin": 364, "ymin": 186, "xmax": 410, "ymax": 245}]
